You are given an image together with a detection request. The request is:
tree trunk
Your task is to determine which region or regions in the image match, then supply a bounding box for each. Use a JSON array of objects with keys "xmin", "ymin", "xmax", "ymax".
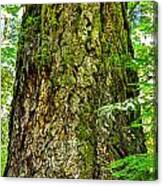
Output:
[{"xmin": 5, "ymin": 2, "xmax": 146, "ymax": 179}]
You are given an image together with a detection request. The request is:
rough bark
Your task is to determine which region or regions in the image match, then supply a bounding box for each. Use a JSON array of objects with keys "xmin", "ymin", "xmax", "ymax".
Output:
[{"xmin": 5, "ymin": 3, "xmax": 146, "ymax": 179}]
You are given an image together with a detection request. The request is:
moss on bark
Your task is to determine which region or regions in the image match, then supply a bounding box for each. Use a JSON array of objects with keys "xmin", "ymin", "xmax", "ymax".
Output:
[{"xmin": 5, "ymin": 3, "xmax": 146, "ymax": 179}]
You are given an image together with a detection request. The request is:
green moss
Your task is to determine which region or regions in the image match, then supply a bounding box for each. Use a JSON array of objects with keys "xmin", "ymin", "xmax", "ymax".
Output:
[
  {"xmin": 78, "ymin": 141, "xmax": 94, "ymax": 178},
  {"xmin": 77, "ymin": 123, "xmax": 91, "ymax": 141}
]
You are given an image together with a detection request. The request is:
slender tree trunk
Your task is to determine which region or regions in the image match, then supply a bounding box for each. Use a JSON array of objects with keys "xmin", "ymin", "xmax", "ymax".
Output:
[{"xmin": 5, "ymin": 3, "xmax": 146, "ymax": 179}]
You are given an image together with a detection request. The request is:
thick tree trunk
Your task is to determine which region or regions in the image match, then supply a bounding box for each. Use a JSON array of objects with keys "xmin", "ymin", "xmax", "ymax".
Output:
[{"xmin": 5, "ymin": 3, "xmax": 146, "ymax": 179}]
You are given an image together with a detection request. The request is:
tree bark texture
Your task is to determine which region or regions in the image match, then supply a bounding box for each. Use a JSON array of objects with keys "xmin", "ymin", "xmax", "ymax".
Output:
[{"xmin": 5, "ymin": 2, "xmax": 146, "ymax": 179}]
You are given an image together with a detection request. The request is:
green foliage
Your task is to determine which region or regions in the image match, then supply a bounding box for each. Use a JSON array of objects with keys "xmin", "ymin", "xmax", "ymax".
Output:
[
  {"xmin": 3, "ymin": 5, "xmax": 21, "ymax": 16},
  {"xmin": 109, "ymin": 153, "xmax": 157, "ymax": 180},
  {"xmin": 97, "ymin": 98, "xmax": 137, "ymax": 117},
  {"xmin": 1, "ymin": 5, "xmax": 22, "ymax": 175},
  {"xmin": 128, "ymin": 1, "xmax": 157, "ymax": 153},
  {"xmin": 1, "ymin": 118, "xmax": 9, "ymax": 176}
]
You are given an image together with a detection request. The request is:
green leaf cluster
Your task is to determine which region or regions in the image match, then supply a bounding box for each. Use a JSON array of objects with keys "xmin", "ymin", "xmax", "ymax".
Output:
[{"xmin": 109, "ymin": 153, "xmax": 157, "ymax": 180}]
